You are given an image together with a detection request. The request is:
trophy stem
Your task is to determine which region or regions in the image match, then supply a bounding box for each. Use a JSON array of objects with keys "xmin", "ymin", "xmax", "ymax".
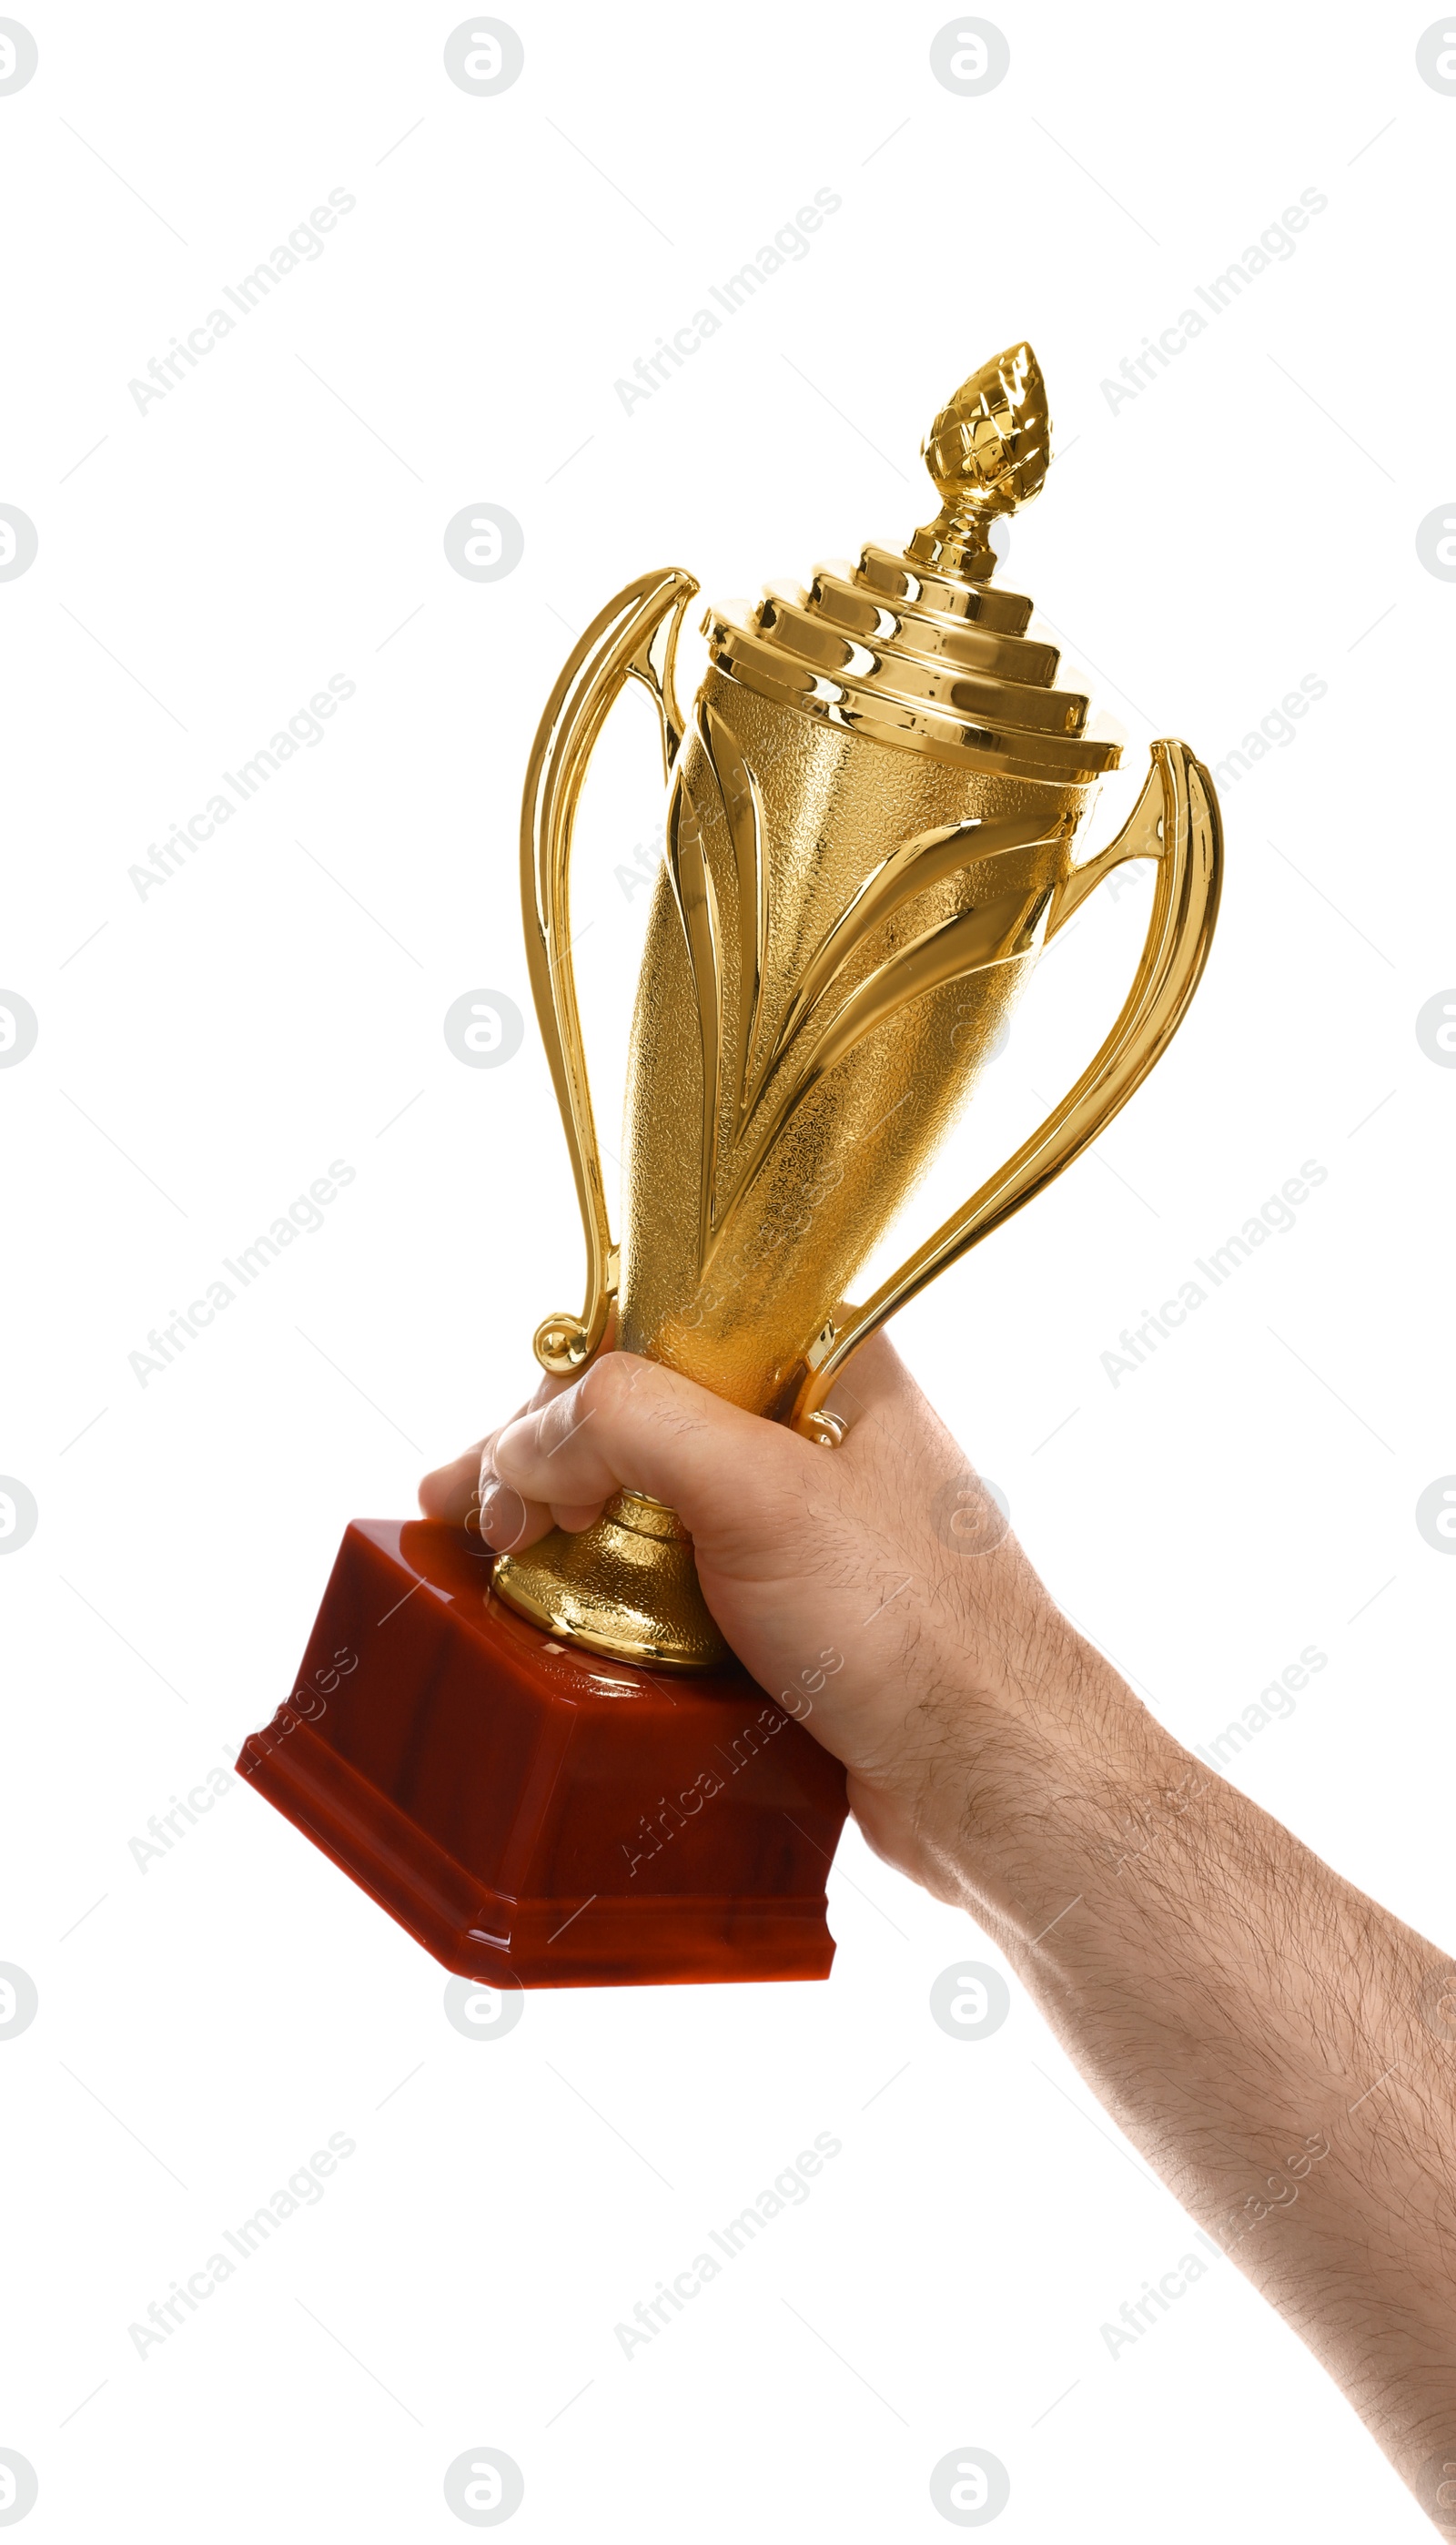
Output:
[{"xmin": 491, "ymin": 1489, "xmax": 729, "ymax": 1670}]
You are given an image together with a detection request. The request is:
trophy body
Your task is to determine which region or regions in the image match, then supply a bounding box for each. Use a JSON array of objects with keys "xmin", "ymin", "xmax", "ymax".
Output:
[
  {"xmin": 620, "ymin": 677, "xmax": 1087, "ymax": 1412},
  {"xmin": 239, "ymin": 347, "xmax": 1221, "ymax": 1986}
]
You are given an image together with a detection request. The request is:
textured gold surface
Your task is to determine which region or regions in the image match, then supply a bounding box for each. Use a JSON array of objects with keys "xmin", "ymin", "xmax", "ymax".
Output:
[
  {"xmin": 492, "ymin": 1490, "xmax": 727, "ymax": 1668},
  {"xmin": 493, "ymin": 344, "xmax": 1223, "ymax": 1667},
  {"xmin": 618, "ymin": 680, "xmax": 1081, "ymax": 1414}
]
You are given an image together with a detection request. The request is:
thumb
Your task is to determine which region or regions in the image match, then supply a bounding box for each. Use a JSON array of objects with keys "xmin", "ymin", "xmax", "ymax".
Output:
[{"xmin": 492, "ymin": 1350, "xmax": 817, "ymax": 1557}]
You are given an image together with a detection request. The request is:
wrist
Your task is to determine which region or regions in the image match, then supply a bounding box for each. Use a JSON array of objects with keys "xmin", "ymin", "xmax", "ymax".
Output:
[{"xmin": 905, "ymin": 1601, "xmax": 1190, "ymax": 1934}]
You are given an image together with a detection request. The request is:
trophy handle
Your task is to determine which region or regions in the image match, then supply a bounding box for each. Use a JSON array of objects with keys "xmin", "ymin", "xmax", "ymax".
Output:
[
  {"xmin": 791, "ymin": 738, "xmax": 1222, "ymax": 1435},
  {"xmin": 521, "ymin": 567, "xmax": 700, "ymax": 1375}
]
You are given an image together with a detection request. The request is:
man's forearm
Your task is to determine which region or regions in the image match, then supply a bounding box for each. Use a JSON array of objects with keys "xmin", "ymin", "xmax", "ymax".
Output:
[{"xmin": 938, "ymin": 1626, "xmax": 1456, "ymax": 2521}]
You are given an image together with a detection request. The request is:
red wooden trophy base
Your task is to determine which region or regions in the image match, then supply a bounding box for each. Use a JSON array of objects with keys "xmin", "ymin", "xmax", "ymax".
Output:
[{"xmin": 237, "ymin": 1520, "xmax": 848, "ymax": 1988}]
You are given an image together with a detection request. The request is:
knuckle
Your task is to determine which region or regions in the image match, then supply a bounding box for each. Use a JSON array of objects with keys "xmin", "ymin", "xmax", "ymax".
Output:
[
  {"xmin": 577, "ymin": 1357, "xmax": 617, "ymax": 1416},
  {"xmin": 581, "ymin": 1352, "xmax": 644, "ymax": 1425}
]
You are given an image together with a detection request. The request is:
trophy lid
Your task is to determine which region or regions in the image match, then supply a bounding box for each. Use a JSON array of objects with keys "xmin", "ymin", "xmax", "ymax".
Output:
[{"xmin": 705, "ymin": 343, "xmax": 1121, "ymax": 787}]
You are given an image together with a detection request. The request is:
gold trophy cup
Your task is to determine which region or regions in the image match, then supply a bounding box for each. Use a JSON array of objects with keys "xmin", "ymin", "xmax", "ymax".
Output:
[{"xmin": 494, "ymin": 344, "xmax": 1221, "ymax": 1668}]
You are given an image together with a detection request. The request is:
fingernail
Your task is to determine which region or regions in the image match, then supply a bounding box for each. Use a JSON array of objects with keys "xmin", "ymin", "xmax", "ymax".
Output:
[{"xmin": 478, "ymin": 1483, "xmax": 526, "ymax": 1549}]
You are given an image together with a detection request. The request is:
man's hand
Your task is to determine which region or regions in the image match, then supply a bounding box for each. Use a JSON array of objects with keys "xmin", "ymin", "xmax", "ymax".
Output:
[{"xmin": 419, "ymin": 1333, "xmax": 1129, "ymax": 1905}]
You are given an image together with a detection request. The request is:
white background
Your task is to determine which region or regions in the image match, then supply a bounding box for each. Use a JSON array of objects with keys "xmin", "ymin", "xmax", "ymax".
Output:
[{"xmin": 3, "ymin": 3, "xmax": 1454, "ymax": 2536}]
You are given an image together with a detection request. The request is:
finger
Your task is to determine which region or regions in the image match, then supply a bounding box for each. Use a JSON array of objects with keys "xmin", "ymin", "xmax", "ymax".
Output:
[
  {"xmin": 418, "ymin": 1349, "xmax": 592, "ymax": 1533},
  {"xmin": 476, "ymin": 1475, "xmax": 557, "ymax": 1551},
  {"xmin": 423, "ymin": 1443, "xmax": 593, "ymax": 1554},
  {"xmin": 824, "ymin": 1326, "xmax": 930, "ymax": 1439},
  {"xmin": 418, "ymin": 1438, "xmax": 489, "ymax": 1526},
  {"xmin": 549, "ymin": 1500, "xmax": 611, "ymax": 1533},
  {"xmin": 825, "ymin": 1330, "xmax": 1004, "ymax": 1585},
  {"xmin": 419, "ymin": 1404, "xmax": 528, "ymax": 1527},
  {"xmin": 476, "ymin": 1392, "xmax": 551, "ymax": 1550},
  {"xmin": 493, "ymin": 1351, "xmax": 812, "ymax": 1552},
  {"xmin": 476, "ymin": 1347, "xmax": 620, "ymax": 1546}
]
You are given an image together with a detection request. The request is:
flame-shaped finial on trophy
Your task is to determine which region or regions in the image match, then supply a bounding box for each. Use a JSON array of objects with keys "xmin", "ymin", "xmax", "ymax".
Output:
[
  {"xmin": 918, "ymin": 340, "xmax": 1050, "ymax": 567},
  {"xmin": 240, "ymin": 345, "xmax": 1222, "ymax": 1991}
]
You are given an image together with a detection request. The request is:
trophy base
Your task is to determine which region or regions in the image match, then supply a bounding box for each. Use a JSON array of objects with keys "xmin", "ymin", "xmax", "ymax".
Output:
[
  {"xmin": 492, "ymin": 1487, "xmax": 728, "ymax": 1668},
  {"xmin": 237, "ymin": 1519, "xmax": 848, "ymax": 1989}
]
